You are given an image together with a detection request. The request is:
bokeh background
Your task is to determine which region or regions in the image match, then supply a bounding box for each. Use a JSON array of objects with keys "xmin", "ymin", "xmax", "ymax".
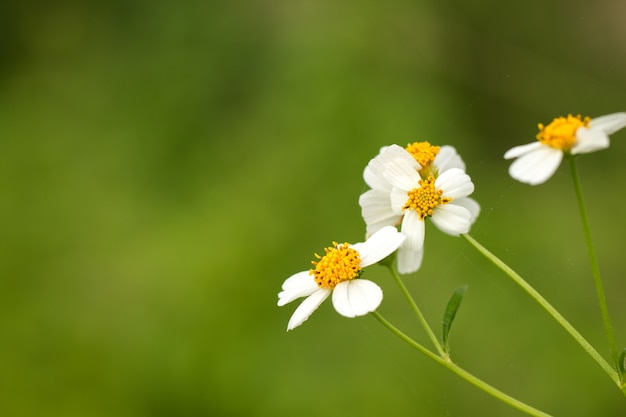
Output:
[{"xmin": 2, "ymin": 0, "xmax": 626, "ymax": 416}]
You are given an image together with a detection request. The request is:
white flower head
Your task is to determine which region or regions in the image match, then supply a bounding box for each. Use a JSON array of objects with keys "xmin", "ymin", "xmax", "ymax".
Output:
[
  {"xmin": 504, "ymin": 112, "xmax": 626, "ymax": 185},
  {"xmin": 278, "ymin": 226, "xmax": 405, "ymax": 331},
  {"xmin": 360, "ymin": 142, "xmax": 466, "ymax": 237},
  {"xmin": 359, "ymin": 142, "xmax": 479, "ymax": 274}
]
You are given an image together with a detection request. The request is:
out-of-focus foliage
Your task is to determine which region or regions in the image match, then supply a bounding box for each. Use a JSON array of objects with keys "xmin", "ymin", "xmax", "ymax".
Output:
[{"xmin": 1, "ymin": 0, "xmax": 625, "ymax": 416}]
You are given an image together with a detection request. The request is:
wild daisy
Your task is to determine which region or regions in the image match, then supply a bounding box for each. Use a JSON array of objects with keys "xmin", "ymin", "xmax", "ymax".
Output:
[
  {"xmin": 360, "ymin": 143, "xmax": 479, "ymax": 273},
  {"xmin": 504, "ymin": 112, "xmax": 626, "ymax": 185},
  {"xmin": 278, "ymin": 226, "xmax": 405, "ymax": 331},
  {"xmin": 360, "ymin": 142, "xmax": 467, "ymax": 236}
]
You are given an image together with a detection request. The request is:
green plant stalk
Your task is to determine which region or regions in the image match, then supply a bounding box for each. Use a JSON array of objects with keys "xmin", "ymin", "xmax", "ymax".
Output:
[
  {"xmin": 387, "ymin": 264, "xmax": 445, "ymax": 357},
  {"xmin": 462, "ymin": 233, "xmax": 620, "ymax": 387},
  {"xmin": 568, "ymin": 155, "xmax": 622, "ymax": 384},
  {"xmin": 371, "ymin": 311, "xmax": 553, "ymax": 417}
]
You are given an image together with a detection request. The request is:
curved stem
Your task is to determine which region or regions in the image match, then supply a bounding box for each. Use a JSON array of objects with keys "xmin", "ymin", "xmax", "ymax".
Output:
[
  {"xmin": 462, "ymin": 233, "xmax": 620, "ymax": 386},
  {"xmin": 568, "ymin": 155, "xmax": 622, "ymax": 383},
  {"xmin": 387, "ymin": 264, "xmax": 445, "ymax": 356},
  {"xmin": 371, "ymin": 311, "xmax": 553, "ymax": 417}
]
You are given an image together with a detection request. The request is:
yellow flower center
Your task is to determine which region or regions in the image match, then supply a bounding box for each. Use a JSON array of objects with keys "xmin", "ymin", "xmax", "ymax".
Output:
[
  {"xmin": 402, "ymin": 175, "xmax": 451, "ymax": 220},
  {"xmin": 536, "ymin": 114, "xmax": 591, "ymax": 151},
  {"xmin": 405, "ymin": 141, "xmax": 440, "ymax": 170},
  {"xmin": 310, "ymin": 242, "xmax": 362, "ymax": 289}
]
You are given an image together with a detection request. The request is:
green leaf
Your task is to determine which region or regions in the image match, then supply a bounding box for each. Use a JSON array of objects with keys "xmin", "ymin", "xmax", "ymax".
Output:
[
  {"xmin": 442, "ymin": 285, "xmax": 468, "ymax": 354},
  {"xmin": 619, "ymin": 348, "xmax": 626, "ymax": 375}
]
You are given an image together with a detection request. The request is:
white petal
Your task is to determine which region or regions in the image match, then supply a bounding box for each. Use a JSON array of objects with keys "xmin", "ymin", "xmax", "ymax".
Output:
[
  {"xmin": 431, "ymin": 203, "xmax": 471, "ymax": 235},
  {"xmin": 572, "ymin": 127, "xmax": 610, "ymax": 154},
  {"xmin": 377, "ymin": 144, "xmax": 419, "ymax": 168},
  {"xmin": 507, "ymin": 145, "xmax": 562, "ymax": 185},
  {"xmin": 359, "ymin": 189, "xmax": 399, "ymax": 231},
  {"xmin": 435, "ymin": 168, "xmax": 474, "ymax": 199},
  {"xmin": 332, "ymin": 280, "xmax": 383, "ymax": 318},
  {"xmin": 396, "ymin": 246, "xmax": 424, "ymax": 274},
  {"xmin": 503, "ymin": 142, "xmax": 542, "ymax": 159},
  {"xmin": 359, "ymin": 190, "xmax": 402, "ymax": 236},
  {"xmin": 278, "ymin": 271, "xmax": 319, "ymax": 306},
  {"xmin": 434, "ymin": 146, "xmax": 465, "ymax": 172},
  {"xmin": 363, "ymin": 165, "xmax": 391, "ymax": 191},
  {"xmin": 401, "ymin": 210, "xmax": 425, "ymax": 250},
  {"xmin": 588, "ymin": 112, "xmax": 626, "ymax": 135},
  {"xmin": 381, "ymin": 157, "xmax": 422, "ymax": 191},
  {"xmin": 356, "ymin": 225, "xmax": 406, "ymax": 268},
  {"xmin": 366, "ymin": 219, "xmax": 402, "ymax": 238},
  {"xmin": 286, "ymin": 288, "xmax": 331, "ymax": 331},
  {"xmin": 452, "ymin": 197, "xmax": 481, "ymax": 224},
  {"xmin": 280, "ymin": 270, "xmax": 314, "ymax": 291},
  {"xmin": 367, "ymin": 145, "xmax": 419, "ymax": 187},
  {"xmin": 390, "ymin": 187, "xmax": 410, "ymax": 215}
]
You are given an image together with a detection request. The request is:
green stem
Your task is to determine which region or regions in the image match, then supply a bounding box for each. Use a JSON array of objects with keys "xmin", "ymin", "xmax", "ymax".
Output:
[
  {"xmin": 462, "ymin": 233, "xmax": 620, "ymax": 386},
  {"xmin": 568, "ymin": 155, "xmax": 622, "ymax": 383},
  {"xmin": 371, "ymin": 311, "xmax": 553, "ymax": 417},
  {"xmin": 387, "ymin": 264, "xmax": 445, "ymax": 357}
]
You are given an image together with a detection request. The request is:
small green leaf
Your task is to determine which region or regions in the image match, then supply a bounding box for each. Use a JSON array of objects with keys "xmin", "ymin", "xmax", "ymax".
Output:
[
  {"xmin": 619, "ymin": 348, "xmax": 626, "ymax": 375},
  {"xmin": 442, "ymin": 285, "xmax": 468, "ymax": 354}
]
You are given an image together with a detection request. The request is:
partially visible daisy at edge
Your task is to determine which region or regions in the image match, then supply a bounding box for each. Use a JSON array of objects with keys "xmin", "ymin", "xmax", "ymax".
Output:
[
  {"xmin": 504, "ymin": 112, "xmax": 626, "ymax": 185},
  {"xmin": 359, "ymin": 142, "xmax": 480, "ymax": 274},
  {"xmin": 277, "ymin": 226, "xmax": 405, "ymax": 331}
]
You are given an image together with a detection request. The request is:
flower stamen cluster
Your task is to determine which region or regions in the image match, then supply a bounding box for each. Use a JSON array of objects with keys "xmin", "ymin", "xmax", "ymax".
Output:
[
  {"xmin": 537, "ymin": 114, "xmax": 590, "ymax": 151},
  {"xmin": 405, "ymin": 142, "xmax": 441, "ymax": 175},
  {"xmin": 402, "ymin": 176, "xmax": 451, "ymax": 220},
  {"xmin": 310, "ymin": 243, "xmax": 361, "ymax": 289}
]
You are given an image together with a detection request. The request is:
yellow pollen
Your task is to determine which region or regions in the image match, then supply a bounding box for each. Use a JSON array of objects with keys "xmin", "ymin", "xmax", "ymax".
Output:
[
  {"xmin": 310, "ymin": 242, "xmax": 362, "ymax": 290},
  {"xmin": 405, "ymin": 141, "xmax": 441, "ymax": 169},
  {"xmin": 536, "ymin": 114, "xmax": 591, "ymax": 151},
  {"xmin": 402, "ymin": 175, "xmax": 451, "ymax": 220}
]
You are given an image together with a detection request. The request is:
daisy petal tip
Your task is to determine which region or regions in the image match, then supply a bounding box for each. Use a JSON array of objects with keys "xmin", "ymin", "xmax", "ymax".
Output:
[
  {"xmin": 589, "ymin": 112, "xmax": 626, "ymax": 135},
  {"xmin": 332, "ymin": 280, "xmax": 382, "ymax": 318},
  {"xmin": 284, "ymin": 289, "xmax": 331, "ymax": 331},
  {"xmin": 506, "ymin": 145, "xmax": 562, "ymax": 185},
  {"xmin": 357, "ymin": 225, "xmax": 405, "ymax": 267}
]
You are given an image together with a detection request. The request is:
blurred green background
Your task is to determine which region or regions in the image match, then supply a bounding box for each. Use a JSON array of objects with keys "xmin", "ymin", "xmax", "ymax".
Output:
[{"xmin": 1, "ymin": 0, "xmax": 626, "ymax": 416}]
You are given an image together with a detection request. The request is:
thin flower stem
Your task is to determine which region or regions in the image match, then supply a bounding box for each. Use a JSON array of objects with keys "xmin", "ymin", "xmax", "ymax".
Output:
[
  {"xmin": 371, "ymin": 311, "xmax": 553, "ymax": 417},
  {"xmin": 568, "ymin": 155, "xmax": 622, "ymax": 383},
  {"xmin": 462, "ymin": 233, "xmax": 620, "ymax": 386},
  {"xmin": 387, "ymin": 264, "xmax": 445, "ymax": 357}
]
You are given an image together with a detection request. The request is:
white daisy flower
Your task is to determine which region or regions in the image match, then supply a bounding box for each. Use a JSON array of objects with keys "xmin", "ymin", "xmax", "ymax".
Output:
[
  {"xmin": 359, "ymin": 143, "xmax": 479, "ymax": 274},
  {"xmin": 360, "ymin": 142, "xmax": 466, "ymax": 237},
  {"xmin": 278, "ymin": 226, "xmax": 405, "ymax": 331},
  {"xmin": 504, "ymin": 112, "xmax": 626, "ymax": 185}
]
